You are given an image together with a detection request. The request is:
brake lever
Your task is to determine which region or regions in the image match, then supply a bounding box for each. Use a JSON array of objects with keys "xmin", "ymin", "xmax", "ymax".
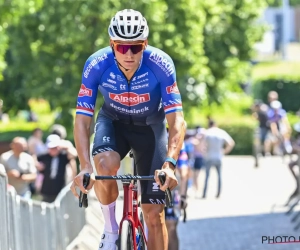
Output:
[
  {"xmin": 158, "ymin": 172, "xmax": 173, "ymax": 208},
  {"xmin": 79, "ymin": 173, "xmax": 90, "ymax": 208}
]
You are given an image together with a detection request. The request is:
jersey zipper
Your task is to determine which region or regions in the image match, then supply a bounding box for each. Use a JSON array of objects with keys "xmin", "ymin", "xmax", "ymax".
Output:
[
  {"xmin": 117, "ymin": 65, "xmax": 138, "ymax": 125},
  {"xmin": 127, "ymin": 79, "xmax": 133, "ymax": 124}
]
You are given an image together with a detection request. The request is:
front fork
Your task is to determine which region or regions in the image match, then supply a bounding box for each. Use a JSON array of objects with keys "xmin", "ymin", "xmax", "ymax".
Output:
[{"xmin": 120, "ymin": 181, "xmax": 138, "ymax": 250}]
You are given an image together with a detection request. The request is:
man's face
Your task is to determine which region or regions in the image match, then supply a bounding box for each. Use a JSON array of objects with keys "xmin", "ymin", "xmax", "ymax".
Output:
[
  {"xmin": 48, "ymin": 147, "xmax": 60, "ymax": 157},
  {"xmin": 111, "ymin": 40, "xmax": 147, "ymax": 72},
  {"xmin": 11, "ymin": 139, "xmax": 27, "ymax": 155}
]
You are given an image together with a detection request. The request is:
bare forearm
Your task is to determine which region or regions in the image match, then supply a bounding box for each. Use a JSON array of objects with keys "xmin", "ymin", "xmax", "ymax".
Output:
[
  {"xmin": 74, "ymin": 116, "xmax": 92, "ymax": 170},
  {"xmin": 167, "ymin": 118, "xmax": 186, "ymax": 163},
  {"xmin": 22, "ymin": 173, "xmax": 37, "ymax": 182}
]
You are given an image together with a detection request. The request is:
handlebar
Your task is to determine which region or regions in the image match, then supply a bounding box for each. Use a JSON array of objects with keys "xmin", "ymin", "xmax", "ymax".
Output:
[
  {"xmin": 78, "ymin": 173, "xmax": 173, "ymax": 208},
  {"xmin": 158, "ymin": 172, "xmax": 173, "ymax": 208},
  {"xmin": 79, "ymin": 173, "xmax": 90, "ymax": 208}
]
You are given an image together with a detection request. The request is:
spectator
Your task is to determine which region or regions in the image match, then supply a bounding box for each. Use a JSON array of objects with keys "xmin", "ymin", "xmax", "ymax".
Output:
[
  {"xmin": 0, "ymin": 137, "xmax": 37, "ymax": 198},
  {"xmin": 268, "ymin": 100, "xmax": 292, "ymax": 155},
  {"xmin": 252, "ymin": 100, "xmax": 270, "ymax": 156},
  {"xmin": 202, "ymin": 120, "xmax": 235, "ymax": 199},
  {"xmin": 27, "ymin": 128, "xmax": 47, "ymax": 156},
  {"xmin": 188, "ymin": 126, "xmax": 206, "ymax": 198},
  {"xmin": 267, "ymin": 90, "xmax": 279, "ymax": 104},
  {"xmin": 36, "ymin": 134, "xmax": 77, "ymax": 203},
  {"xmin": 49, "ymin": 123, "xmax": 78, "ymax": 182}
]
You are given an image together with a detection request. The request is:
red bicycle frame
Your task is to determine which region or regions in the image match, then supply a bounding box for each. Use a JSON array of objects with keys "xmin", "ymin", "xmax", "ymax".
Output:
[
  {"xmin": 79, "ymin": 173, "xmax": 172, "ymax": 249},
  {"xmin": 119, "ymin": 180, "xmax": 147, "ymax": 250}
]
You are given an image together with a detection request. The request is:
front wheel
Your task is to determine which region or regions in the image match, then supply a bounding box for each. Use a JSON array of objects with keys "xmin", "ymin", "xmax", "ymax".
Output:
[
  {"xmin": 138, "ymin": 209, "xmax": 147, "ymax": 250},
  {"xmin": 119, "ymin": 220, "xmax": 134, "ymax": 250}
]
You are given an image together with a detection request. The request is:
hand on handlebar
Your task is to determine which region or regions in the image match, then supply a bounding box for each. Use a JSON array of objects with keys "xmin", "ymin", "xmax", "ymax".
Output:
[
  {"xmin": 155, "ymin": 163, "xmax": 178, "ymax": 191},
  {"xmin": 70, "ymin": 167, "xmax": 95, "ymax": 198}
]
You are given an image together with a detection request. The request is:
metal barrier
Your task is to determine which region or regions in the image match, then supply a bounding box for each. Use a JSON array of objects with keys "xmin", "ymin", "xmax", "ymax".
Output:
[
  {"xmin": 0, "ymin": 168, "xmax": 9, "ymax": 250},
  {"xmin": 0, "ymin": 170, "xmax": 85, "ymax": 250}
]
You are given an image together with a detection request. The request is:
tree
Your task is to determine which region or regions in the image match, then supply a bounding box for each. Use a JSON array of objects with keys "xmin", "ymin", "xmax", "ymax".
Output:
[
  {"xmin": 0, "ymin": 0, "xmax": 42, "ymax": 80},
  {"xmin": 199, "ymin": 0, "xmax": 267, "ymax": 107},
  {"xmin": 0, "ymin": 0, "xmax": 267, "ymax": 132}
]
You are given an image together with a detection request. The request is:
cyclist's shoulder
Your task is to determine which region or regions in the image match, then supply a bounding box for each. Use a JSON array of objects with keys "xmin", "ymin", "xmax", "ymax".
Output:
[
  {"xmin": 143, "ymin": 45, "xmax": 175, "ymax": 77},
  {"xmin": 85, "ymin": 46, "xmax": 114, "ymax": 64},
  {"xmin": 143, "ymin": 45, "xmax": 174, "ymax": 63},
  {"xmin": 83, "ymin": 47, "xmax": 114, "ymax": 78}
]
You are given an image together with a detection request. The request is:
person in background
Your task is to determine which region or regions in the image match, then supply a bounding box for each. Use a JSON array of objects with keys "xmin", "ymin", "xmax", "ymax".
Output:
[
  {"xmin": 268, "ymin": 100, "xmax": 292, "ymax": 155},
  {"xmin": 189, "ymin": 126, "xmax": 206, "ymax": 198},
  {"xmin": 0, "ymin": 137, "xmax": 37, "ymax": 198},
  {"xmin": 50, "ymin": 124, "xmax": 78, "ymax": 179},
  {"xmin": 28, "ymin": 128, "xmax": 47, "ymax": 156},
  {"xmin": 36, "ymin": 134, "xmax": 77, "ymax": 203},
  {"xmin": 252, "ymin": 100, "xmax": 270, "ymax": 156},
  {"xmin": 202, "ymin": 120, "xmax": 235, "ymax": 199}
]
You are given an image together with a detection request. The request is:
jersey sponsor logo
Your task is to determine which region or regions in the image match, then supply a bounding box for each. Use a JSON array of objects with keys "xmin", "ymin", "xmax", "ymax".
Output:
[
  {"xmin": 102, "ymin": 83, "xmax": 117, "ymax": 90},
  {"xmin": 149, "ymin": 198, "xmax": 165, "ymax": 205},
  {"xmin": 78, "ymin": 84, "xmax": 93, "ymax": 97},
  {"xmin": 137, "ymin": 72, "xmax": 148, "ymax": 79},
  {"xmin": 92, "ymin": 147, "xmax": 113, "ymax": 156},
  {"xmin": 109, "ymin": 72, "xmax": 116, "ymax": 79},
  {"xmin": 131, "ymin": 83, "xmax": 149, "ymax": 90},
  {"xmin": 152, "ymin": 182, "xmax": 159, "ymax": 192},
  {"xmin": 102, "ymin": 136, "xmax": 110, "ymax": 142},
  {"xmin": 163, "ymin": 99, "xmax": 182, "ymax": 113},
  {"xmin": 163, "ymin": 99, "xmax": 182, "ymax": 106},
  {"xmin": 166, "ymin": 82, "xmax": 180, "ymax": 94},
  {"xmin": 109, "ymin": 92, "xmax": 150, "ymax": 106},
  {"xmin": 149, "ymin": 51, "xmax": 175, "ymax": 77},
  {"xmin": 117, "ymin": 75, "xmax": 125, "ymax": 81},
  {"xmin": 110, "ymin": 103, "xmax": 149, "ymax": 114},
  {"xmin": 77, "ymin": 101, "xmax": 95, "ymax": 110},
  {"xmin": 132, "ymin": 78, "xmax": 148, "ymax": 85},
  {"xmin": 83, "ymin": 53, "xmax": 108, "ymax": 78},
  {"xmin": 120, "ymin": 84, "xmax": 126, "ymax": 90},
  {"xmin": 107, "ymin": 79, "xmax": 116, "ymax": 84}
]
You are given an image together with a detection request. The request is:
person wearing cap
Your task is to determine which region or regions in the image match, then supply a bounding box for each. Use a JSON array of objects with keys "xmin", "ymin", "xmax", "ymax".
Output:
[
  {"xmin": 36, "ymin": 134, "xmax": 77, "ymax": 203},
  {"xmin": 0, "ymin": 137, "xmax": 37, "ymax": 198},
  {"xmin": 267, "ymin": 100, "xmax": 292, "ymax": 155}
]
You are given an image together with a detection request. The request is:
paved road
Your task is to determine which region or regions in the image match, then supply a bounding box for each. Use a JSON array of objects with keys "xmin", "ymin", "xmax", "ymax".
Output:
[
  {"xmin": 68, "ymin": 156, "xmax": 300, "ymax": 250},
  {"xmin": 177, "ymin": 156, "xmax": 300, "ymax": 250}
]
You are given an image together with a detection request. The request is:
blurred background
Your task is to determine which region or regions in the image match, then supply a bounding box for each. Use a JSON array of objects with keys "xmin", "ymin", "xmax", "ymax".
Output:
[{"xmin": 1, "ymin": 0, "xmax": 300, "ymax": 250}]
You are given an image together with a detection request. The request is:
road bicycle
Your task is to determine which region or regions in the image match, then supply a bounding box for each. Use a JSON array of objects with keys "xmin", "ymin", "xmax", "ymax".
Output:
[{"xmin": 79, "ymin": 172, "xmax": 172, "ymax": 250}]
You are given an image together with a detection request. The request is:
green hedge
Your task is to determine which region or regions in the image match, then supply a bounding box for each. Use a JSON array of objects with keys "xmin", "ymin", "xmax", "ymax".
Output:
[{"xmin": 253, "ymin": 77, "xmax": 300, "ymax": 112}]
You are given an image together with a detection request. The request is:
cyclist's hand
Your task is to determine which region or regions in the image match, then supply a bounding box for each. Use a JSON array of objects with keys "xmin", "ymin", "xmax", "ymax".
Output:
[
  {"xmin": 70, "ymin": 167, "xmax": 95, "ymax": 198},
  {"xmin": 155, "ymin": 165, "xmax": 178, "ymax": 191}
]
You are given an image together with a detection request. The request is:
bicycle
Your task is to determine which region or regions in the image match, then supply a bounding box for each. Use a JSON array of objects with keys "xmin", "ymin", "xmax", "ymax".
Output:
[{"xmin": 78, "ymin": 172, "xmax": 172, "ymax": 250}]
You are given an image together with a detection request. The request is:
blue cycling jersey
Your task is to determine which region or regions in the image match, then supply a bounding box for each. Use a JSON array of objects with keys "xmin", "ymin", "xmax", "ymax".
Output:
[{"xmin": 76, "ymin": 45, "xmax": 183, "ymax": 125}]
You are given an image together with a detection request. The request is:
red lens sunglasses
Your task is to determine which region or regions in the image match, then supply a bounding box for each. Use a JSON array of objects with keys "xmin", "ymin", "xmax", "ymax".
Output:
[{"xmin": 112, "ymin": 41, "xmax": 145, "ymax": 55}]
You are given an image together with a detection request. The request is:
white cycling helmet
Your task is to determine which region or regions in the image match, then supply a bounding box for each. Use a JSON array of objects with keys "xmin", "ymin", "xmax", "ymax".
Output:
[{"xmin": 108, "ymin": 9, "xmax": 149, "ymax": 41}]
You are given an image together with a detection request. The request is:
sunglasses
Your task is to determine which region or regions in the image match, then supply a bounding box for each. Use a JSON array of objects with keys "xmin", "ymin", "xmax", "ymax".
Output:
[{"xmin": 112, "ymin": 42, "xmax": 145, "ymax": 55}]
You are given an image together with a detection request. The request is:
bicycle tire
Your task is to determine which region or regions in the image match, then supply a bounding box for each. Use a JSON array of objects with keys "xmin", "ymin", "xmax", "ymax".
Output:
[
  {"xmin": 119, "ymin": 220, "xmax": 134, "ymax": 250},
  {"xmin": 138, "ymin": 210, "xmax": 146, "ymax": 250}
]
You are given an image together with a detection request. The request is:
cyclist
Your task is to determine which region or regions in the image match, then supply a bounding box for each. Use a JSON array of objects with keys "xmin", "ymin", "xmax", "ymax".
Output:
[{"xmin": 70, "ymin": 9, "xmax": 186, "ymax": 250}]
